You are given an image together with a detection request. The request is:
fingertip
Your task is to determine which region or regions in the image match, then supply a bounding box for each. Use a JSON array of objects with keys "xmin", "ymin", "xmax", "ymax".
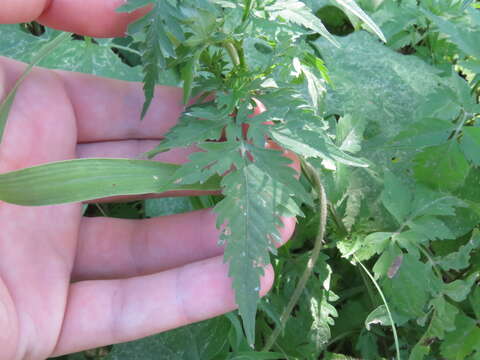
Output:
[
  {"xmin": 38, "ymin": 0, "xmax": 150, "ymax": 38},
  {"xmin": 278, "ymin": 216, "xmax": 296, "ymax": 246},
  {"xmin": 0, "ymin": 0, "xmax": 49, "ymax": 24},
  {"xmin": 259, "ymin": 264, "xmax": 275, "ymax": 297}
]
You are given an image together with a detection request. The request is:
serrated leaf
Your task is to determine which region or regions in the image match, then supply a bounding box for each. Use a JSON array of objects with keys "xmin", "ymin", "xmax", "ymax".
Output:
[
  {"xmin": 269, "ymin": 126, "xmax": 368, "ymax": 167},
  {"xmin": 214, "ymin": 159, "xmax": 303, "ymax": 346},
  {"xmin": 333, "ymin": 0, "xmax": 386, "ymax": 42},
  {"xmin": 173, "ymin": 141, "xmax": 242, "ymax": 184},
  {"xmin": 358, "ymin": 232, "xmax": 393, "ymax": 261},
  {"xmin": 442, "ymin": 272, "xmax": 479, "ymax": 302},
  {"xmin": 437, "ymin": 231, "xmax": 480, "ymax": 271},
  {"xmin": 0, "ymin": 159, "xmax": 220, "ymax": 206},
  {"xmin": 365, "ymin": 305, "xmax": 391, "ymax": 330},
  {"xmin": 145, "ymin": 105, "xmax": 230, "ymax": 156},
  {"xmin": 122, "ymin": 0, "xmax": 184, "ymax": 117},
  {"xmin": 266, "ymin": 0, "xmax": 340, "ymax": 47}
]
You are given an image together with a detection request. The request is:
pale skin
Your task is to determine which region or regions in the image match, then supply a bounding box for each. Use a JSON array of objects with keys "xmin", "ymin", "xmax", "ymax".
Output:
[{"xmin": 0, "ymin": 1, "xmax": 299, "ymax": 359}]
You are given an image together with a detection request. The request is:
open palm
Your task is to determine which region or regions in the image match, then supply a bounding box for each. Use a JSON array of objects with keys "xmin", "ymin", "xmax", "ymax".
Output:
[{"xmin": 0, "ymin": 2, "xmax": 296, "ymax": 359}]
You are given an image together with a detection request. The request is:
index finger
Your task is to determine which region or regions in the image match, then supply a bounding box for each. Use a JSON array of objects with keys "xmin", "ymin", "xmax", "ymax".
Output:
[{"xmin": 0, "ymin": 0, "xmax": 149, "ymax": 38}]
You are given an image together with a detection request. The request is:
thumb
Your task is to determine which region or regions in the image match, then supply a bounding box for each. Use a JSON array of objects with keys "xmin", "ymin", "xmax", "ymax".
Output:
[{"xmin": 0, "ymin": 0, "xmax": 49, "ymax": 24}]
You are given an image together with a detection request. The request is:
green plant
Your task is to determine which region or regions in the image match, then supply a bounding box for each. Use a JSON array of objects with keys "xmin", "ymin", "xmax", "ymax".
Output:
[{"xmin": 0, "ymin": 0, "xmax": 479, "ymax": 359}]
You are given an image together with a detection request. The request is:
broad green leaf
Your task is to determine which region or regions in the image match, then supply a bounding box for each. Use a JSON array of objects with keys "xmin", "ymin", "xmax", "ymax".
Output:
[
  {"xmin": 440, "ymin": 313, "xmax": 480, "ymax": 359},
  {"xmin": 428, "ymin": 296, "xmax": 459, "ymax": 340},
  {"xmin": 413, "ymin": 143, "xmax": 470, "ymax": 191},
  {"xmin": 408, "ymin": 216, "xmax": 455, "ymax": 241},
  {"xmin": 229, "ymin": 352, "xmax": 286, "ymax": 360},
  {"xmin": 314, "ymin": 31, "xmax": 452, "ymax": 167},
  {"xmin": 0, "ymin": 159, "xmax": 220, "ymax": 206},
  {"xmin": 365, "ymin": 305, "xmax": 391, "ymax": 330},
  {"xmin": 144, "ymin": 197, "xmax": 194, "ymax": 217},
  {"xmin": 105, "ymin": 316, "xmax": 231, "ymax": 360},
  {"xmin": 469, "ymin": 286, "xmax": 480, "ymax": 320},
  {"xmin": 423, "ymin": 9, "xmax": 480, "ymax": 58},
  {"xmin": 410, "ymin": 296, "xmax": 459, "ymax": 359},
  {"xmin": 333, "ymin": 0, "xmax": 386, "ymax": 42},
  {"xmin": 381, "ymin": 254, "xmax": 436, "ymax": 323},
  {"xmin": 313, "ymin": 31, "xmax": 464, "ymax": 229},
  {"xmin": 0, "ymin": 25, "xmax": 140, "ymax": 81},
  {"xmin": 461, "ymin": 127, "xmax": 480, "ymax": 165},
  {"xmin": 381, "ymin": 171, "xmax": 412, "ymax": 224}
]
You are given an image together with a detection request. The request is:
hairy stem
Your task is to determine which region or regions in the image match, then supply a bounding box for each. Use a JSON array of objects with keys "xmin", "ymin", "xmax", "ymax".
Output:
[
  {"xmin": 224, "ymin": 41, "xmax": 241, "ymax": 66},
  {"xmin": 262, "ymin": 159, "xmax": 328, "ymax": 351}
]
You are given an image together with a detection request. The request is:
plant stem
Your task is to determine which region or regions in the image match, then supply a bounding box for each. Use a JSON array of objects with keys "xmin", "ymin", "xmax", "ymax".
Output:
[
  {"xmin": 262, "ymin": 160, "xmax": 328, "ymax": 352},
  {"xmin": 110, "ymin": 44, "xmax": 142, "ymax": 56},
  {"xmin": 224, "ymin": 41, "xmax": 241, "ymax": 66}
]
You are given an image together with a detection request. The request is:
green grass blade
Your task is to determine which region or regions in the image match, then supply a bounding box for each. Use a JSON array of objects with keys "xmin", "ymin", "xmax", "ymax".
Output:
[
  {"xmin": 355, "ymin": 256, "xmax": 401, "ymax": 360},
  {"xmin": 0, "ymin": 158, "xmax": 221, "ymax": 206},
  {"xmin": 0, "ymin": 32, "xmax": 70, "ymax": 144}
]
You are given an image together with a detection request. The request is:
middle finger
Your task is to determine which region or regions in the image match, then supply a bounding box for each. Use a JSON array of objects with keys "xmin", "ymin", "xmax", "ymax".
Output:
[{"xmin": 72, "ymin": 210, "xmax": 296, "ymax": 281}]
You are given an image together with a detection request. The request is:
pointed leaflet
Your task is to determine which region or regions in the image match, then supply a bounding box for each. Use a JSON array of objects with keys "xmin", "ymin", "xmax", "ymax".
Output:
[
  {"xmin": 120, "ymin": 0, "xmax": 183, "ymax": 118},
  {"xmin": 265, "ymin": 0, "xmax": 340, "ymax": 47},
  {"xmin": 144, "ymin": 104, "xmax": 230, "ymax": 157},
  {"xmin": 215, "ymin": 152, "xmax": 304, "ymax": 346},
  {"xmin": 437, "ymin": 230, "xmax": 480, "ymax": 271},
  {"xmin": 269, "ymin": 126, "xmax": 368, "ymax": 167},
  {"xmin": 333, "ymin": 0, "xmax": 386, "ymax": 42}
]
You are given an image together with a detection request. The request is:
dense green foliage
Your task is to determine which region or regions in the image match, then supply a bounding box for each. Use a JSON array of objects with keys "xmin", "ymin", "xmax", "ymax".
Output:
[{"xmin": 0, "ymin": 0, "xmax": 479, "ymax": 359}]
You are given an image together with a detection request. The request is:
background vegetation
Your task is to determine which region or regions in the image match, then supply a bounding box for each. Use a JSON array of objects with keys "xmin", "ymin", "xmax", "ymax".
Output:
[{"xmin": 0, "ymin": 0, "xmax": 479, "ymax": 359}]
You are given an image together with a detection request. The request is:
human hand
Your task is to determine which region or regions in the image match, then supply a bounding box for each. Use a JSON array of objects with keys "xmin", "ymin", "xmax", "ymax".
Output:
[{"xmin": 0, "ymin": 2, "xmax": 297, "ymax": 359}]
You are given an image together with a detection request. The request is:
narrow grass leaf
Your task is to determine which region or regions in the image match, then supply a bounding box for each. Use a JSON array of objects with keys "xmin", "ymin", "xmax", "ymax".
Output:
[
  {"xmin": 0, "ymin": 158, "xmax": 220, "ymax": 206},
  {"xmin": 0, "ymin": 32, "xmax": 70, "ymax": 144}
]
